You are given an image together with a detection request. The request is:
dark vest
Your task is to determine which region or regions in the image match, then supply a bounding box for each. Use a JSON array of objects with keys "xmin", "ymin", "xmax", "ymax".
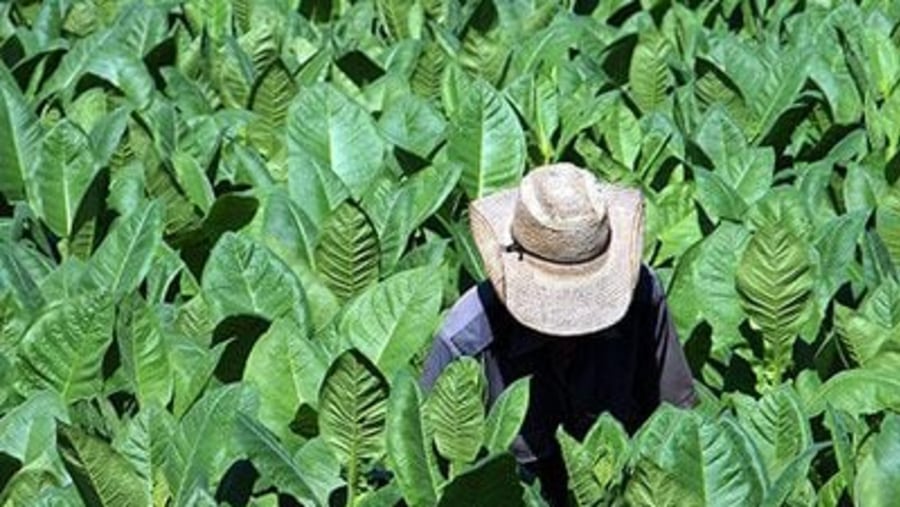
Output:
[{"xmin": 475, "ymin": 266, "xmax": 663, "ymax": 506}]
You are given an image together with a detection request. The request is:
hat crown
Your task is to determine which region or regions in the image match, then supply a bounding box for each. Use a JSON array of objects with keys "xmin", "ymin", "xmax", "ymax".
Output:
[{"xmin": 511, "ymin": 164, "xmax": 611, "ymax": 263}]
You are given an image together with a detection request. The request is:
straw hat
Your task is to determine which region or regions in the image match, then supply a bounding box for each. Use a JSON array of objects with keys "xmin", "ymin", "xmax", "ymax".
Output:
[{"xmin": 469, "ymin": 163, "xmax": 645, "ymax": 336}]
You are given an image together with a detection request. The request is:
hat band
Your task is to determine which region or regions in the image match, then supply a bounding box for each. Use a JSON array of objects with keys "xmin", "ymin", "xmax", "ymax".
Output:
[{"xmin": 504, "ymin": 235, "xmax": 610, "ymax": 265}]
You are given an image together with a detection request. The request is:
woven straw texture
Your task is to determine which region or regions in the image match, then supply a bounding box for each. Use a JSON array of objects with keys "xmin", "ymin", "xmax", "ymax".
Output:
[{"xmin": 469, "ymin": 163, "xmax": 644, "ymax": 336}]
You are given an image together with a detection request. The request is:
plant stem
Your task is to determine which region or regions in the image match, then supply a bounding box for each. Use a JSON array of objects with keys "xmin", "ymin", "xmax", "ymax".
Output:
[
  {"xmin": 346, "ymin": 453, "xmax": 358, "ymax": 507},
  {"xmin": 448, "ymin": 460, "xmax": 462, "ymax": 481}
]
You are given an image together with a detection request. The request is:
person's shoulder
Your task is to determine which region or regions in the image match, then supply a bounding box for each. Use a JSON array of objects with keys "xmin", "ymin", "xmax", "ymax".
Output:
[
  {"xmin": 632, "ymin": 264, "xmax": 662, "ymax": 306},
  {"xmin": 436, "ymin": 281, "xmax": 496, "ymax": 356}
]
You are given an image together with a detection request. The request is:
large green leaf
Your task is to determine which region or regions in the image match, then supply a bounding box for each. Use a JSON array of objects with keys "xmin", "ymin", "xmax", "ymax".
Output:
[
  {"xmin": 861, "ymin": 229, "xmax": 898, "ymax": 291},
  {"xmin": 17, "ymin": 291, "xmax": 115, "ymax": 402},
  {"xmin": 39, "ymin": 26, "xmax": 154, "ymax": 108},
  {"xmin": 823, "ymin": 406, "xmax": 856, "ymax": 500},
  {"xmin": 558, "ymin": 429, "xmax": 605, "ymax": 505},
  {"xmin": 626, "ymin": 407, "xmax": 767, "ymax": 507},
  {"xmin": 213, "ymin": 39, "xmax": 254, "ymax": 109},
  {"xmin": 82, "ymin": 202, "xmax": 163, "ymax": 300},
  {"xmin": 169, "ymin": 336, "xmax": 226, "ymax": 419},
  {"xmin": 31, "ymin": 120, "xmax": 99, "ymax": 238},
  {"xmin": 386, "ymin": 370, "xmax": 438, "ymax": 507},
  {"xmin": 449, "ymin": 78, "xmax": 526, "ymax": 199},
  {"xmin": 483, "ymin": 376, "xmax": 530, "ymax": 454},
  {"xmin": 0, "ymin": 462, "xmax": 79, "ymax": 507},
  {"xmin": 835, "ymin": 277, "xmax": 900, "ymax": 368},
  {"xmin": 117, "ymin": 297, "xmax": 173, "ymax": 408},
  {"xmin": 732, "ymin": 385, "xmax": 812, "ymax": 478},
  {"xmin": 114, "ymin": 2, "xmax": 169, "ymax": 55},
  {"xmin": 235, "ymin": 413, "xmax": 321, "ymax": 506},
  {"xmin": 668, "ymin": 222, "xmax": 750, "ymax": 349},
  {"xmin": 859, "ymin": 18, "xmax": 900, "ymax": 99},
  {"xmin": 806, "ymin": 21, "xmax": 863, "ymax": 125},
  {"xmin": 145, "ymin": 242, "xmax": 190, "ymax": 303},
  {"xmin": 876, "ymin": 187, "xmax": 900, "ymax": 267},
  {"xmin": 35, "ymin": 258, "xmax": 83, "ymax": 305},
  {"xmin": 694, "ymin": 107, "xmax": 748, "ymax": 175},
  {"xmin": 693, "ymin": 108, "xmax": 774, "ymax": 221},
  {"xmin": 256, "ymin": 188, "xmax": 318, "ymax": 269},
  {"xmin": 843, "ymin": 161, "xmax": 886, "ymax": 214},
  {"xmin": 162, "ymin": 385, "xmax": 246, "ymax": 506},
  {"xmin": 644, "ymin": 181, "xmax": 704, "ymax": 263},
  {"xmin": 202, "ymin": 231, "xmax": 309, "ymax": 324},
  {"xmin": 760, "ymin": 444, "xmax": 823, "ymax": 507},
  {"xmin": 735, "ymin": 223, "xmax": 815, "ymax": 385},
  {"xmin": 629, "ymin": 31, "xmax": 671, "ymax": 113},
  {"xmin": 412, "ymin": 38, "xmax": 447, "ymax": 100},
  {"xmin": 171, "ymin": 152, "xmax": 214, "ymax": 214},
  {"xmin": 363, "ymin": 162, "xmax": 461, "ymax": 273},
  {"xmin": 61, "ymin": 427, "xmax": 151, "ymax": 507},
  {"xmin": 339, "ymin": 267, "xmax": 442, "ymax": 378},
  {"xmin": 293, "ymin": 437, "xmax": 345, "ymax": 506},
  {"xmin": 360, "ymin": 177, "xmax": 411, "ymax": 273},
  {"xmin": 808, "ymin": 368, "xmax": 900, "ymax": 416},
  {"xmin": 378, "ymin": 94, "xmax": 447, "ymax": 158},
  {"xmin": 558, "ymin": 413, "xmax": 629, "ymax": 506},
  {"xmin": 318, "ymin": 350, "xmax": 389, "ymax": 477},
  {"xmin": 313, "ymin": 201, "xmax": 380, "ymax": 302},
  {"xmin": 815, "ymin": 211, "xmax": 868, "ymax": 300},
  {"xmin": 0, "ymin": 79, "xmax": 42, "ymax": 201},
  {"xmin": 112, "ymin": 407, "xmax": 166, "ymax": 507},
  {"xmin": 710, "ymin": 39, "xmax": 809, "ymax": 142},
  {"xmin": 376, "ymin": 0, "xmax": 422, "ymax": 41},
  {"xmin": 0, "ymin": 239, "xmax": 46, "ymax": 313},
  {"xmin": 747, "ymin": 189, "xmax": 815, "ymax": 241},
  {"xmin": 244, "ymin": 317, "xmax": 329, "ymax": 441},
  {"xmin": 0, "ymin": 390, "xmax": 69, "ymax": 466},
  {"xmin": 252, "ymin": 60, "xmax": 296, "ymax": 131},
  {"xmin": 854, "ymin": 414, "xmax": 900, "ymax": 507},
  {"xmin": 505, "ymin": 71, "xmax": 559, "ymax": 161},
  {"xmin": 287, "ymin": 83, "xmax": 386, "ymax": 223},
  {"xmin": 693, "ymin": 57, "xmax": 753, "ymax": 127},
  {"xmin": 601, "ymin": 99, "xmax": 643, "ymax": 171},
  {"xmin": 458, "ymin": 28, "xmax": 509, "ymax": 88},
  {"xmin": 426, "ymin": 357, "xmax": 486, "ymax": 467}
]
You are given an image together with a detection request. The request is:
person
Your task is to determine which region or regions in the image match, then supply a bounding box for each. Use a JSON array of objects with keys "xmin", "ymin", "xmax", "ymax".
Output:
[{"xmin": 420, "ymin": 163, "xmax": 696, "ymax": 506}]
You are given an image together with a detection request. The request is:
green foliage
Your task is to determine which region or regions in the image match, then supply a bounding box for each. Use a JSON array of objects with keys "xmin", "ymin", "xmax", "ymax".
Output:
[
  {"xmin": 385, "ymin": 370, "xmax": 437, "ymax": 507},
  {"xmin": 60, "ymin": 426, "xmax": 152, "ymax": 507},
  {"xmin": 855, "ymin": 414, "xmax": 900, "ymax": 506},
  {"xmin": 1, "ymin": 0, "xmax": 900, "ymax": 504},
  {"xmin": 558, "ymin": 414, "xmax": 629, "ymax": 505},
  {"xmin": 202, "ymin": 231, "xmax": 309, "ymax": 324},
  {"xmin": 484, "ymin": 376, "xmax": 530, "ymax": 454},
  {"xmin": 426, "ymin": 357, "xmax": 486, "ymax": 469},
  {"xmin": 314, "ymin": 201, "xmax": 381, "ymax": 302},
  {"xmin": 318, "ymin": 350, "xmax": 389, "ymax": 503},
  {"xmin": 16, "ymin": 291, "xmax": 115, "ymax": 402},
  {"xmin": 450, "ymin": 78, "xmax": 527, "ymax": 199},
  {"xmin": 243, "ymin": 317, "xmax": 328, "ymax": 442},
  {"xmin": 736, "ymin": 224, "xmax": 815, "ymax": 387},
  {"xmin": 234, "ymin": 413, "xmax": 322, "ymax": 505},
  {"xmin": 339, "ymin": 267, "xmax": 442, "ymax": 378},
  {"xmin": 626, "ymin": 407, "xmax": 767, "ymax": 507}
]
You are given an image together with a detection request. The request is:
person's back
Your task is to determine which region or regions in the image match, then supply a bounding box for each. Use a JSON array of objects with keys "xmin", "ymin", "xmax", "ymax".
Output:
[{"xmin": 420, "ymin": 164, "xmax": 696, "ymax": 506}]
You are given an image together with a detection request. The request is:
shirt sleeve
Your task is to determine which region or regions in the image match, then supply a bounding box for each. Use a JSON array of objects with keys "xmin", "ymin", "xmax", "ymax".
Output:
[
  {"xmin": 420, "ymin": 335, "xmax": 457, "ymax": 391},
  {"xmin": 418, "ymin": 284, "xmax": 492, "ymax": 392},
  {"xmin": 648, "ymin": 271, "xmax": 698, "ymax": 408}
]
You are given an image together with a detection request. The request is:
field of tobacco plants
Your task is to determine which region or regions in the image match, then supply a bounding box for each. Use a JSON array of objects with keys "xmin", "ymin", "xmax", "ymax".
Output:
[{"xmin": 1, "ymin": 0, "xmax": 899, "ymax": 505}]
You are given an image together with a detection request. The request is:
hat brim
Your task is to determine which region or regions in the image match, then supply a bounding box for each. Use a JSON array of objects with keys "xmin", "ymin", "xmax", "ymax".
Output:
[{"xmin": 469, "ymin": 186, "xmax": 644, "ymax": 336}]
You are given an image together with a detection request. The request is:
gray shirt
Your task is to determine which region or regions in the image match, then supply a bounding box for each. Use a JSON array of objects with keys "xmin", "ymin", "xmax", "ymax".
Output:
[{"xmin": 420, "ymin": 265, "xmax": 696, "ymax": 502}]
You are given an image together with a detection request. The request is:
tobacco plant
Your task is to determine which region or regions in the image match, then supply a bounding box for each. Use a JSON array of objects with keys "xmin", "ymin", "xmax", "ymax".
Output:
[{"xmin": 1, "ymin": 0, "xmax": 900, "ymax": 505}]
